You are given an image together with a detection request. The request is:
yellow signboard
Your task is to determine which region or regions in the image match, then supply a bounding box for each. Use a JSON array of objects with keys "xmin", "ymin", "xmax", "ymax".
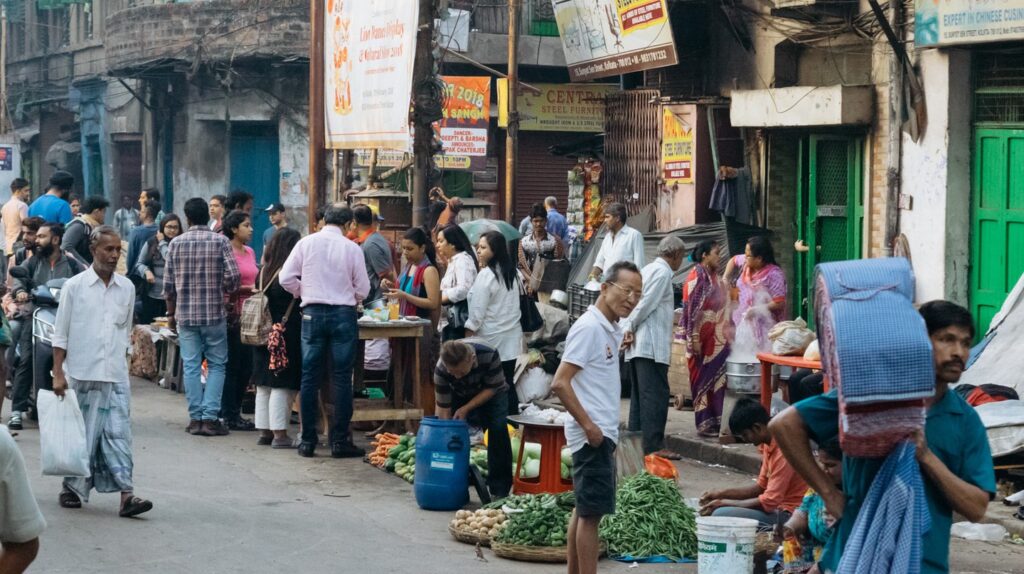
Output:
[
  {"xmin": 498, "ymin": 80, "xmax": 616, "ymax": 133},
  {"xmin": 662, "ymin": 108, "xmax": 693, "ymax": 185}
]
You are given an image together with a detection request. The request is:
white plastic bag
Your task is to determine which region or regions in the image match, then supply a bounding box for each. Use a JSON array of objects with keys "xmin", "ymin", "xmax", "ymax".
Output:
[
  {"xmin": 803, "ymin": 340, "xmax": 821, "ymax": 361},
  {"xmin": 37, "ymin": 389, "xmax": 90, "ymax": 477},
  {"xmin": 516, "ymin": 367, "xmax": 553, "ymax": 404},
  {"xmin": 769, "ymin": 318, "xmax": 816, "ymax": 356},
  {"xmin": 950, "ymin": 522, "xmax": 1007, "ymax": 542}
]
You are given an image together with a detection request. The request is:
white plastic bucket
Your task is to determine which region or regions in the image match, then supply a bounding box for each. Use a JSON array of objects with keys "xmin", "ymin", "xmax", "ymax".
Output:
[{"xmin": 696, "ymin": 516, "xmax": 758, "ymax": 574}]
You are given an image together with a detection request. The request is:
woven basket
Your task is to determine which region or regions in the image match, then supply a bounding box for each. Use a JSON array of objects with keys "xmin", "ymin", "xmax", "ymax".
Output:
[
  {"xmin": 491, "ymin": 542, "xmax": 568, "ymax": 563},
  {"xmin": 448, "ymin": 524, "xmax": 491, "ymax": 548},
  {"xmin": 755, "ymin": 531, "xmax": 778, "ymax": 555}
]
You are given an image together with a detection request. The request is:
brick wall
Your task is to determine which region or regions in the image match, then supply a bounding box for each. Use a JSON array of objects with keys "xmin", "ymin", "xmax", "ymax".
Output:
[
  {"xmin": 765, "ymin": 132, "xmax": 799, "ymax": 297},
  {"xmin": 868, "ymin": 44, "xmax": 892, "ymax": 258}
]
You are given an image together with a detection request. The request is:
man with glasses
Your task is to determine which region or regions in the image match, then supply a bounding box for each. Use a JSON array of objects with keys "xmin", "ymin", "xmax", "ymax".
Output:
[{"xmin": 551, "ymin": 261, "xmax": 642, "ymax": 574}]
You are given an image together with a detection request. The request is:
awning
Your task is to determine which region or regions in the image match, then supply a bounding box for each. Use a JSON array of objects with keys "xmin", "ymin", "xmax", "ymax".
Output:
[{"xmin": 730, "ymin": 85, "xmax": 874, "ymax": 128}]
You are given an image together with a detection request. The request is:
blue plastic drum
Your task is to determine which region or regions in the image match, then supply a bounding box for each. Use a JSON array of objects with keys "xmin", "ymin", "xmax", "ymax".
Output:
[{"xmin": 414, "ymin": 417, "xmax": 470, "ymax": 510}]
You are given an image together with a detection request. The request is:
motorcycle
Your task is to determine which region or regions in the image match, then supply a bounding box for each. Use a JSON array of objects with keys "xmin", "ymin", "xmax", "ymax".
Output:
[{"xmin": 8, "ymin": 266, "xmax": 65, "ymax": 401}]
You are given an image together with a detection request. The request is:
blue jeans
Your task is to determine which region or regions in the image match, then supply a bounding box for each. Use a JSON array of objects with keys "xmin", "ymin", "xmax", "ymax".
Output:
[
  {"xmin": 178, "ymin": 320, "xmax": 229, "ymax": 421},
  {"xmin": 299, "ymin": 305, "xmax": 357, "ymax": 446}
]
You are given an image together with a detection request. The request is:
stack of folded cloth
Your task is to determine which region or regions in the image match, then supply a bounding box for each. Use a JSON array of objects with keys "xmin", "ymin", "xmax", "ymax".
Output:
[{"xmin": 814, "ymin": 258, "xmax": 934, "ymax": 458}]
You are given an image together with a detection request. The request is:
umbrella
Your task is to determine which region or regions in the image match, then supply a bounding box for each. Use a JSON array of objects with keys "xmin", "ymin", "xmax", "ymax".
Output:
[{"xmin": 459, "ymin": 219, "xmax": 521, "ymax": 244}]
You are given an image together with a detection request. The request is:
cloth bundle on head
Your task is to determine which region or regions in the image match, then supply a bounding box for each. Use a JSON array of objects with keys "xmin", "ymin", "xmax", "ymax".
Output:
[
  {"xmin": 814, "ymin": 258, "xmax": 933, "ymax": 457},
  {"xmin": 836, "ymin": 442, "xmax": 931, "ymax": 574}
]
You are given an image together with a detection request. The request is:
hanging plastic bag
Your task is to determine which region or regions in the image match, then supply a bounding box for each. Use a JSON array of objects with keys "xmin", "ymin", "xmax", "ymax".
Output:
[
  {"xmin": 768, "ymin": 318, "xmax": 816, "ymax": 356},
  {"xmin": 516, "ymin": 367, "xmax": 553, "ymax": 404},
  {"xmin": 37, "ymin": 389, "xmax": 91, "ymax": 477}
]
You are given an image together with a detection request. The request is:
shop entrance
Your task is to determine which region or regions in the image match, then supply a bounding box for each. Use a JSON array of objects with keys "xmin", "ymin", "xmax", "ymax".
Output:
[{"xmin": 793, "ymin": 134, "xmax": 864, "ymax": 325}]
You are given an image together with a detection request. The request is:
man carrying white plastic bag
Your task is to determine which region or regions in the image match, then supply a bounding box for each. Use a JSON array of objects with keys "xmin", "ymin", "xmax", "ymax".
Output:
[
  {"xmin": 36, "ymin": 388, "xmax": 90, "ymax": 477},
  {"xmin": 49, "ymin": 225, "xmax": 152, "ymax": 518}
]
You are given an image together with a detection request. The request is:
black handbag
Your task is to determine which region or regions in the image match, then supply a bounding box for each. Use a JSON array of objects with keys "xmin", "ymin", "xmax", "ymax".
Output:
[
  {"xmin": 518, "ymin": 280, "xmax": 544, "ymax": 333},
  {"xmin": 446, "ymin": 299, "xmax": 469, "ymax": 329}
]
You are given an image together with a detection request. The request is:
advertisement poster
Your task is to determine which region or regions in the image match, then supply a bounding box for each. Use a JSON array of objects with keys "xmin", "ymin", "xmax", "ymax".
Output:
[
  {"xmin": 497, "ymin": 80, "xmax": 616, "ymax": 132},
  {"xmin": 551, "ymin": 0, "xmax": 677, "ymax": 81},
  {"xmin": 324, "ymin": 0, "xmax": 419, "ymax": 150},
  {"xmin": 661, "ymin": 108, "xmax": 693, "ymax": 185},
  {"xmin": 435, "ymin": 76, "xmax": 490, "ymax": 171},
  {"xmin": 915, "ymin": 0, "xmax": 1024, "ymax": 47}
]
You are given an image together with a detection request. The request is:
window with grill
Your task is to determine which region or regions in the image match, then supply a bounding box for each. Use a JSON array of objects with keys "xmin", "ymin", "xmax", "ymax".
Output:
[{"xmin": 974, "ymin": 51, "xmax": 1024, "ymax": 125}]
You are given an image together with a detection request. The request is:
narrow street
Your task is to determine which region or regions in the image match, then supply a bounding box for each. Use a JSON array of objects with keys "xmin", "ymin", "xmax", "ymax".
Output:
[{"xmin": 2, "ymin": 379, "xmax": 1019, "ymax": 574}]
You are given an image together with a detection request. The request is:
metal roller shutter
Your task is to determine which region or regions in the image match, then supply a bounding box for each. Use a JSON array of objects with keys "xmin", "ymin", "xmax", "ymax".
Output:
[{"xmin": 513, "ymin": 131, "xmax": 580, "ymax": 224}]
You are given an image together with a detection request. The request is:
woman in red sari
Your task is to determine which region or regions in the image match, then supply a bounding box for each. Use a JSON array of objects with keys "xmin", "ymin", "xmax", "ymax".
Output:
[{"xmin": 681, "ymin": 240, "xmax": 730, "ymax": 437}]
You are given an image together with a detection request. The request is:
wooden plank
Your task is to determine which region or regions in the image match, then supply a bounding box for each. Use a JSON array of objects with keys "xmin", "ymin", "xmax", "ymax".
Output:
[{"xmin": 358, "ymin": 326, "xmax": 424, "ymax": 339}]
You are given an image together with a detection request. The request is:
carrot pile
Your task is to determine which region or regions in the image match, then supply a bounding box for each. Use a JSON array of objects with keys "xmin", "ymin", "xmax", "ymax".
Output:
[{"xmin": 368, "ymin": 433, "xmax": 401, "ymax": 468}]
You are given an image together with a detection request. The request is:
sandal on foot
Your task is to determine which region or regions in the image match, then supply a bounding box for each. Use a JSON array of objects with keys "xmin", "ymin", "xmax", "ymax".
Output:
[
  {"xmin": 272, "ymin": 437, "xmax": 297, "ymax": 449},
  {"xmin": 119, "ymin": 496, "xmax": 153, "ymax": 518},
  {"xmin": 59, "ymin": 490, "xmax": 82, "ymax": 509}
]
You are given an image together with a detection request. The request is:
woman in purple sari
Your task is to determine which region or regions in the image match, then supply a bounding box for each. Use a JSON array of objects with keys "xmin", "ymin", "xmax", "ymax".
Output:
[
  {"xmin": 725, "ymin": 235, "xmax": 787, "ymax": 350},
  {"xmin": 681, "ymin": 240, "xmax": 730, "ymax": 436}
]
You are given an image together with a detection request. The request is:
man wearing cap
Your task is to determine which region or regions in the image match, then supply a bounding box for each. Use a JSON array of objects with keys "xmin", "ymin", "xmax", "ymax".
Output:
[
  {"xmin": 352, "ymin": 203, "xmax": 395, "ymax": 304},
  {"xmin": 263, "ymin": 203, "xmax": 289, "ymax": 250},
  {"xmin": 28, "ymin": 171, "xmax": 74, "ymax": 225}
]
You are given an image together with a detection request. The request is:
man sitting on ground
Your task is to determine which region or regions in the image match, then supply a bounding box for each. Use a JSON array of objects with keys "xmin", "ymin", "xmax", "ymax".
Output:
[
  {"xmin": 434, "ymin": 339, "xmax": 513, "ymax": 499},
  {"xmin": 700, "ymin": 398, "xmax": 808, "ymax": 529}
]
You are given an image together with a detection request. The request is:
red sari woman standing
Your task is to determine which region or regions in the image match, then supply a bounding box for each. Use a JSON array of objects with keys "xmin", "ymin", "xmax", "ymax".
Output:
[{"xmin": 681, "ymin": 240, "xmax": 730, "ymax": 437}]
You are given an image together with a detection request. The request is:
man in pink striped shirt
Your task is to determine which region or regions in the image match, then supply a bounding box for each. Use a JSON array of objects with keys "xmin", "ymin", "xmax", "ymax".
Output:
[{"xmin": 280, "ymin": 204, "xmax": 369, "ymax": 458}]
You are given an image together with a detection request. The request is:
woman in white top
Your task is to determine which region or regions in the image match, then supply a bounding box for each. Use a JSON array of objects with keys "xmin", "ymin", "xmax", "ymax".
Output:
[
  {"xmin": 436, "ymin": 224, "xmax": 478, "ymax": 342},
  {"xmin": 466, "ymin": 230, "xmax": 523, "ymax": 415}
]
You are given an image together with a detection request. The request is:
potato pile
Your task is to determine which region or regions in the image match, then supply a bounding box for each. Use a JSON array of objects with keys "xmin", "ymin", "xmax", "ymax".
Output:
[{"xmin": 450, "ymin": 508, "xmax": 507, "ymax": 538}]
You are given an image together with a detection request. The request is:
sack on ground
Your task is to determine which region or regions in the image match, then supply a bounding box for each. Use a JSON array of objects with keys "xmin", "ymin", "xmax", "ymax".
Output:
[
  {"xmin": 130, "ymin": 325, "xmax": 158, "ymax": 379},
  {"xmin": 516, "ymin": 366, "xmax": 552, "ymax": 404},
  {"xmin": 37, "ymin": 389, "xmax": 91, "ymax": 477},
  {"xmin": 769, "ymin": 318, "xmax": 816, "ymax": 356}
]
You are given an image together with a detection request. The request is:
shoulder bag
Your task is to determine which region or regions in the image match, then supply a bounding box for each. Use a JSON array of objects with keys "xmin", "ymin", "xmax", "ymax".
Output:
[
  {"xmin": 240, "ymin": 267, "xmax": 281, "ymax": 346},
  {"xmin": 518, "ymin": 278, "xmax": 543, "ymax": 333}
]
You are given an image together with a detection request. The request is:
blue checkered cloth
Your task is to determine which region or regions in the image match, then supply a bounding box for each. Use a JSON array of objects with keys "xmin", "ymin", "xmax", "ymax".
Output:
[
  {"xmin": 814, "ymin": 258, "xmax": 935, "ymax": 404},
  {"xmin": 837, "ymin": 441, "xmax": 931, "ymax": 574}
]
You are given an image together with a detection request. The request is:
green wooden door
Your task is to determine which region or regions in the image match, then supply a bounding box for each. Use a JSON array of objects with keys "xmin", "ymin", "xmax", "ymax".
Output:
[
  {"xmin": 970, "ymin": 129, "xmax": 1024, "ymax": 337},
  {"xmin": 794, "ymin": 135, "xmax": 864, "ymax": 324}
]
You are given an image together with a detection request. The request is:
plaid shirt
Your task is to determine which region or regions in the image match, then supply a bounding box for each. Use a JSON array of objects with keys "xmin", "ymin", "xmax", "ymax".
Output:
[{"xmin": 163, "ymin": 225, "xmax": 240, "ymax": 327}]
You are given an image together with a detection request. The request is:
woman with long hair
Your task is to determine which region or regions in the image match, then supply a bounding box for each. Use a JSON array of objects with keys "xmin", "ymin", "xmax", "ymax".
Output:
[
  {"xmin": 252, "ymin": 228, "xmax": 302, "ymax": 448},
  {"xmin": 467, "ymin": 231, "xmax": 523, "ymax": 415},
  {"xmin": 135, "ymin": 214, "xmax": 182, "ymax": 324},
  {"xmin": 681, "ymin": 240, "xmax": 730, "ymax": 436},
  {"xmin": 222, "ymin": 209, "xmax": 258, "ymax": 431},
  {"xmin": 518, "ymin": 203, "xmax": 565, "ymax": 298},
  {"xmin": 436, "ymin": 224, "xmax": 477, "ymax": 341}
]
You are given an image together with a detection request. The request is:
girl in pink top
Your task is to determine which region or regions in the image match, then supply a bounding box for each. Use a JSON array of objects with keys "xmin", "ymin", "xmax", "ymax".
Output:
[{"xmin": 222, "ymin": 210, "xmax": 258, "ymax": 430}]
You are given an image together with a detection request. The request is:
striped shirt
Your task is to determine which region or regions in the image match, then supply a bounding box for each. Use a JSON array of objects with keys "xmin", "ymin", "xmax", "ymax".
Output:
[
  {"xmin": 433, "ymin": 341, "xmax": 507, "ymax": 409},
  {"xmin": 163, "ymin": 225, "xmax": 241, "ymax": 327}
]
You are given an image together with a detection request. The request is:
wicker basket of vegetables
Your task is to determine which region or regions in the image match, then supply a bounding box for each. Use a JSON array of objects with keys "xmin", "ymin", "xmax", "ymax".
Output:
[
  {"xmin": 448, "ymin": 509, "xmax": 506, "ymax": 547},
  {"xmin": 490, "ymin": 493, "xmax": 573, "ymax": 562}
]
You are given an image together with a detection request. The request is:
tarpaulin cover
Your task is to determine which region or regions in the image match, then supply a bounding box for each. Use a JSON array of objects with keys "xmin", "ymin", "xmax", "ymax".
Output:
[{"xmin": 960, "ymin": 271, "xmax": 1024, "ymax": 397}]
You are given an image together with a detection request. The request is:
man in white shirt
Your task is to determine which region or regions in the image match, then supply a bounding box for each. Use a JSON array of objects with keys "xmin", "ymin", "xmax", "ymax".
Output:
[
  {"xmin": 0, "ymin": 426, "xmax": 45, "ymax": 573},
  {"xmin": 551, "ymin": 261, "xmax": 642, "ymax": 574},
  {"xmin": 52, "ymin": 225, "xmax": 153, "ymax": 518},
  {"xmin": 622, "ymin": 236, "xmax": 686, "ymax": 458},
  {"xmin": 589, "ymin": 202, "xmax": 645, "ymax": 281},
  {"xmin": 2, "ymin": 178, "xmax": 30, "ymax": 258}
]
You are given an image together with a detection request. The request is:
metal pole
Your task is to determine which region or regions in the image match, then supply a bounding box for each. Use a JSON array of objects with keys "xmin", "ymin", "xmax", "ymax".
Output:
[
  {"xmin": 309, "ymin": 0, "xmax": 326, "ymax": 229},
  {"xmin": 1, "ymin": 7, "xmax": 7, "ymax": 134},
  {"xmin": 504, "ymin": 0, "xmax": 519, "ymax": 222}
]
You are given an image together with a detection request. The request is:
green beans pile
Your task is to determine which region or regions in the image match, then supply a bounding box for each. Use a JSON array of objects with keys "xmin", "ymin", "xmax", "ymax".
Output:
[
  {"xmin": 492, "ymin": 496, "xmax": 571, "ymax": 547},
  {"xmin": 599, "ymin": 472, "xmax": 698, "ymax": 561}
]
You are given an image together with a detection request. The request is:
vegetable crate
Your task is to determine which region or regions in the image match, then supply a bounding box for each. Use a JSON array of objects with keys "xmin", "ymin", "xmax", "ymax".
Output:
[{"xmin": 568, "ymin": 284, "xmax": 599, "ymax": 322}]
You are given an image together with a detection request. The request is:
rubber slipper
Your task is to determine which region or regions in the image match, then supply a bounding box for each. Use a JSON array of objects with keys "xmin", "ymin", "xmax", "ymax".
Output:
[
  {"xmin": 272, "ymin": 437, "xmax": 297, "ymax": 449},
  {"xmin": 59, "ymin": 490, "xmax": 82, "ymax": 509},
  {"xmin": 119, "ymin": 496, "xmax": 153, "ymax": 518}
]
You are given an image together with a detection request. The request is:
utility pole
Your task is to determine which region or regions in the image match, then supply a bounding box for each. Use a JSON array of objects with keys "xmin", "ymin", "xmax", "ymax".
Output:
[
  {"xmin": 1, "ymin": 6, "xmax": 7, "ymax": 134},
  {"xmin": 410, "ymin": 0, "xmax": 435, "ymax": 228},
  {"xmin": 308, "ymin": 0, "xmax": 326, "ymax": 231},
  {"xmin": 504, "ymin": 0, "xmax": 519, "ymax": 222}
]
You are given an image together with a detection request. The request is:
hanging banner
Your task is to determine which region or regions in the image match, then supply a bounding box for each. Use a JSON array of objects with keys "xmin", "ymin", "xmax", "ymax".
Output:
[
  {"xmin": 435, "ymin": 76, "xmax": 491, "ymax": 171},
  {"xmin": 551, "ymin": 0, "xmax": 677, "ymax": 82},
  {"xmin": 324, "ymin": 0, "xmax": 418, "ymax": 150},
  {"xmin": 661, "ymin": 108, "xmax": 693, "ymax": 185},
  {"xmin": 497, "ymin": 80, "xmax": 616, "ymax": 132},
  {"xmin": 915, "ymin": 0, "xmax": 1024, "ymax": 47}
]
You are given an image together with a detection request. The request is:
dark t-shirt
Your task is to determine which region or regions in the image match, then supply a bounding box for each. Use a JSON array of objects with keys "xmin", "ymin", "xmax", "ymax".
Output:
[
  {"xmin": 433, "ymin": 342, "xmax": 507, "ymax": 409},
  {"xmin": 794, "ymin": 389, "xmax": 996, "ymax": 573},
  {"xmin": 362, "ymin": 232, "xmax": 393, "ymax": 303}
]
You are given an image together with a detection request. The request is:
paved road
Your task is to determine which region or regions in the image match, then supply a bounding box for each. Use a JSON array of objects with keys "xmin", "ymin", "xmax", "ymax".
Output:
[{"xmin": 3, "ymin": 379, "xmax": 1021, "ymax": 573}]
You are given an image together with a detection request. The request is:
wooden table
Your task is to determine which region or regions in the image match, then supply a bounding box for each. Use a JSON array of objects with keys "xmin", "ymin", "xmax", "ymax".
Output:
[
  {"xmin": 348, "ymin": 318, "xmax": 432, "ymax": 424},
  {"xmin": 755, "ymin": 353, "xmax": 828, "ymax": 411}
]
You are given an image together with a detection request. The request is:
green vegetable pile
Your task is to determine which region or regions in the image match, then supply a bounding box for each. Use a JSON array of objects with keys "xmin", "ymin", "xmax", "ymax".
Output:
[
  {"xmin": 599, "ymin": 472, "xmax": 697, "ymax": 561},
  {"xmin": 385, "ymin": 435, "xmax": 416, "ymax": 483},
  {"xmin": 493, "ymin": 494, "xmax": 571, "ymax": 547},
  {"xmin": 470, "ymin": 448, "xmax": 488, "ymax": 478},
  {"xmin": 484, "ymin": 491, "xmax": 575, "ymax": 512}
]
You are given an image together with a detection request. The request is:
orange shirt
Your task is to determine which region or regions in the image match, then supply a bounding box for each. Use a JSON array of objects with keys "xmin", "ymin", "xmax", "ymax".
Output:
[{"xmin": 756, "ymin": 438, "xmax": 809, "ymax": 513}]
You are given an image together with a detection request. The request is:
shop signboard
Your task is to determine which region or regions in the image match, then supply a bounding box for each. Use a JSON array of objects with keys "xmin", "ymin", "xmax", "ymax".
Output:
[
  {"xmin": 497, "ymin": 80, "xmax": 616, "ymax": 132},
  {"xmin": 661, "ymin": 108, "xmax": 693, "ymax": 185},
  {"xmin": 324, "ymin": 0, "xmax": 419, "ymax": 150},
  {"xmin": 915, "ymin": 0, "xmax": 1024, "ymax": 47},
  {"xmin": 435, "ymin": 76, "xmax": 491, "ymax": 171},
  {"xmin": 551, "ymin": 0, "xmax": 677, "ymax": 81}
]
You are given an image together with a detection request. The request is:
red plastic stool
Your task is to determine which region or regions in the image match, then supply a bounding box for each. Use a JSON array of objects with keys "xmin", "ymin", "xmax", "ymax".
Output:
[{"xmin": 510, "ymin": 417, "xmax": 573, "ymax": 495}]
